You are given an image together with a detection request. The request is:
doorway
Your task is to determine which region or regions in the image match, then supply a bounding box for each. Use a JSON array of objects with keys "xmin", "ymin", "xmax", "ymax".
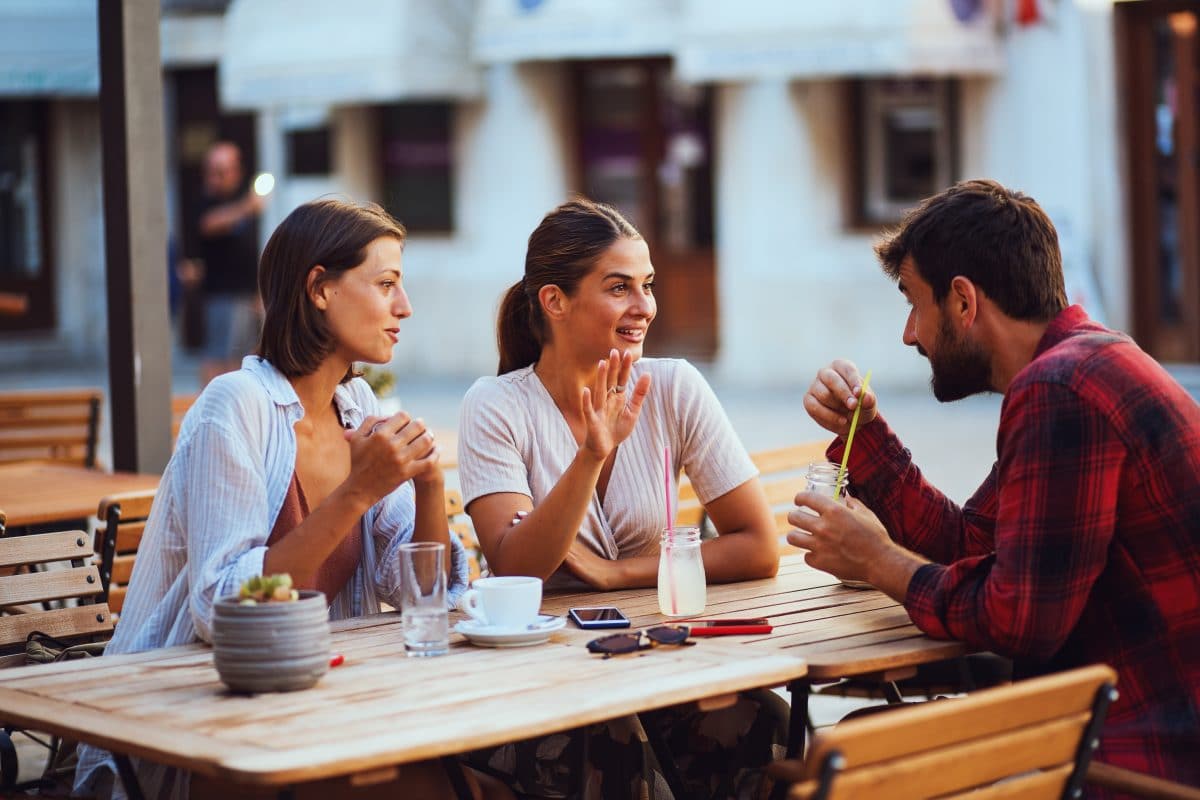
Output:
[
  {"xmin": 1120, "ymin": 1, "xmax": 1200, "ymax": 361},
  {"xmin": 572, "ymin": 60, "xmax": 717, "ymax": 359}
]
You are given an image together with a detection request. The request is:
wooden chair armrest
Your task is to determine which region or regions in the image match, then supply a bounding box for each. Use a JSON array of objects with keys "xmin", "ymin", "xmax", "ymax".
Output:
[{"xmin": 1086, "ymin": 762, "xmax": 1200, "ymax": 800}]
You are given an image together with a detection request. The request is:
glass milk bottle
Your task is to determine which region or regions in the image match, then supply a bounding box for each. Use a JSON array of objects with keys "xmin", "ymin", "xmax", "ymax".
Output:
[{"xmin": 658, "ymin": 527, "xmax": 706, "ymax": 616}]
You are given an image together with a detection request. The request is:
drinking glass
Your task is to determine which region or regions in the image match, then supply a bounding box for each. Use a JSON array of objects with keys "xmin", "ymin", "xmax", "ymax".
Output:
[{"xmin": 399, "ymin": 541, "xmax": 449, "ymax": 657}]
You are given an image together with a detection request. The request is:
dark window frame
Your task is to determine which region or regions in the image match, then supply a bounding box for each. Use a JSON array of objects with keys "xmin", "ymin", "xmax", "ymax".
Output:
[
  {"xmin": 847, "ymin": 77, "xmax": 960, "ymax": 229},
  {"xmin": 376, "ymin": 101, "xmax": 455, "ymax": 235},
  {"xmin": 0, "ymin": 99, "xmax": 55, "ymax": 332}
]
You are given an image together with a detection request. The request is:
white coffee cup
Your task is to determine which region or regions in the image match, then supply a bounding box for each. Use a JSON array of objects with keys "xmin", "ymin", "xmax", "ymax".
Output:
[{"xmin": 461, "ymin": 576, "xmax": 542, "ymax": 629}]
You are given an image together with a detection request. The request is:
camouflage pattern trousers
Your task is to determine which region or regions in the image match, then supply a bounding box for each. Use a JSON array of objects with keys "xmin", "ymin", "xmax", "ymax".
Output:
[{"xmin": 465, "ymin": 688, "xmax": 789, "ymax": 799}]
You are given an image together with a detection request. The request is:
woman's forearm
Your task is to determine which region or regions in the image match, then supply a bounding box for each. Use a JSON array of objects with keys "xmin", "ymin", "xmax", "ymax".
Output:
[
  {"xmin": 263, "ymin": 484, "xmax": 373, "ymax": 585},
  {"xmin": 699, "ymin": 529, "xmax": 779, "ymax": 582},
  {"xmin": 486, "ymin": 450, "xmax": 605, "ymax": 580},
  {"xmin": 410, "ymin": 476, "xmax": 451, "ymax": 578}
]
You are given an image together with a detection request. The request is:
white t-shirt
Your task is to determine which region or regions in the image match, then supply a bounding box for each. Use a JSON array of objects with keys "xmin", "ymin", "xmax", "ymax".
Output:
[{"xmin": 457, "ymin": 358, "xmax": 757, "ymax": 589}]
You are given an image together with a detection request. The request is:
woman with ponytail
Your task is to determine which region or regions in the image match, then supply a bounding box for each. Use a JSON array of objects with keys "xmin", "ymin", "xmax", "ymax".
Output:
[{"xmin": 457, "ymin": 198, "xmax": 783, "ymax": 798}]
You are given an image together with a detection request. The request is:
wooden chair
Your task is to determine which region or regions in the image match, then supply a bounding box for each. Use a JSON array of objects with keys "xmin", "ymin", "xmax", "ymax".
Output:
[
  {"xmin": 0, "ymin": 388, "xmax": 103, "ymax": 468},
  {"xmin": 95, "ymin": 490, "xmax": 156, "ymax": 618},
  {"xmin": 172, "ymin": 393, "xmax": 197, "ymax": 444},
  {"xmin": 677, "ymin": 440, "xmax": 833, "ymax": 545},
  {"xmin": 446, "ymin": 488, "xmax": 483, "ymax": 581},
  {"xmin": 1, "ymin": 528, "xmax": 114, "ymax": 792},
  {"xmin": 768, "ymin": 664, "xmax": 1118, "ymax": 800}
]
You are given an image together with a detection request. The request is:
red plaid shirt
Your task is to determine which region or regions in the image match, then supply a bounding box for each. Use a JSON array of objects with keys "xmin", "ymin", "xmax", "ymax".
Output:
[{"xmin": 832, "ymin": 306, "xmax": 1200, "ymax": 787}]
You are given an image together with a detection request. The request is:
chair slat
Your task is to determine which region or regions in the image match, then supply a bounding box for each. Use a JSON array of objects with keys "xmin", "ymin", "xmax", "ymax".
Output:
[
  {"xmin": 0, "ymin": 566, "xmax": 103, "ymax": 606},
  {"xmin": 0, "ymin": 413, "xmax": 93, "ymax": 428},
  {"xmin": 109, "ymin": 585, "xmax": 127, "ymax": 615},
  {"xmin": 110, "ymin": 554, "xmax": 136, "ymax": 584},
  {"xmin": 98, "ymin": 491, "xmax": 155, "ymax": 521},
  {"xmin": 0, "ymin": 604, "xmax": 113, "ymax": 650},
  {"xmin": 113, "ymin": 521, "xmax": 147, "ymax": 553},
  {"xmin": 751, "ymin": 442, "xmax": 833, "ymax": 474},
  {"xmin": 763, "ymin": 478, "xmax": 808, "ymax": 506},
  {"xmin": 820, "ymin": 714, "xmax": 1088, "ymax": 800},
  {"xmin": 804, "ymin": 665, "xmax": 1114, "ymax": 772},
  {"xmin": 0, "ymin": 530, "xmax": 92, "ymax": 568},
  {"xmin": 937, "ymin": 763, "xmax": 1073, "ymax": 800}
]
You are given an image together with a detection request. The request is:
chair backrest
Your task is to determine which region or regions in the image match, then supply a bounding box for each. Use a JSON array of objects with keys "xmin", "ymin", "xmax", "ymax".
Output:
[
  {"xmin": 95, "ymin": 490, "xmax": 156, "ymax": 617},
  {"xmin": 0, "ymin": 529, "xmax": 114, "ymax": 667},
  {"xmin": 446, "ymin": 488, "xmax": 483, "ymax": 581},
  {"xmin": 771, "ymin": 664, "xmax": 1118, "ymax": 800},
  {"xmin": 677, "ymin": 440, "xmax": 833, "ymax": 540},
  {"xmin": 0, "ymin": 388, "xmax": 103, "ymax": 468},
  {"xmin": 171, "ymin": 393, "xmax": 197, "ymax": 444}
]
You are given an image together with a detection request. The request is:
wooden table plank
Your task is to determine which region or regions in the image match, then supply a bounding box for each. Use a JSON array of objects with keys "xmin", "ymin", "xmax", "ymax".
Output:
[
  {"xmin": 0, "ymin": 462, "xmax": 159, "ymax": 528},
  {"xmin": 0, "ymin": 613, "xmax": 806, "ymax": 787}
]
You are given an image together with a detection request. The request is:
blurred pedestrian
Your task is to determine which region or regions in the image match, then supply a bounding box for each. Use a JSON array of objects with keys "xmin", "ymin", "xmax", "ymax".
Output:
[{"xmin": 195, "ymin": 140, "xmax": 264, "ymax": 385}]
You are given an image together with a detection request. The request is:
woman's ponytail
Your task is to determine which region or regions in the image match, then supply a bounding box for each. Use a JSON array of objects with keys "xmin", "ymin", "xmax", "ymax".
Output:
[{"xmin": 496, "ymin": 280, "xmax": 542, "ymax": 375}]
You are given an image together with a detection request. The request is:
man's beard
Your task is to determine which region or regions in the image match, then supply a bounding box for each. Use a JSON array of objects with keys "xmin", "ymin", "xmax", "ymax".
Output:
[{"xmin": 918, "ymin": 318, "xmax": 993, "ymax": 402}]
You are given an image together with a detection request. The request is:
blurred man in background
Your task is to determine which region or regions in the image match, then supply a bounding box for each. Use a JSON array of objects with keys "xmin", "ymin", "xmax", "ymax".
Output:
[{"xmin": 194, "ymin": 140, "xmax": 263, "ymax": 385}]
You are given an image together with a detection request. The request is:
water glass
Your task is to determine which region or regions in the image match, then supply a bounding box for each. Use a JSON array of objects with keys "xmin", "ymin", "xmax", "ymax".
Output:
[
  {"xmin": 657, "ymin": 527, "xmax": 706, "ymax": 617},
  {"xmin": 399, "ymin": 541, "xmax": 449, "ymax": 657}
]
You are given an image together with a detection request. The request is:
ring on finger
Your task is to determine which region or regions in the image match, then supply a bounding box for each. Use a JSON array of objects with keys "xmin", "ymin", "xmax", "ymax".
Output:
[{"xmin": 609, "ymin": 385, "xmax": 626, "ymax": 394}]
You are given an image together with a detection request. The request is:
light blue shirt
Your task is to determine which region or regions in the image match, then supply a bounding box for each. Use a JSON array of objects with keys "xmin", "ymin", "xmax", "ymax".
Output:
[{"xmin": 76, "ymin": 356, "xmax": 469, "ymax": 799}]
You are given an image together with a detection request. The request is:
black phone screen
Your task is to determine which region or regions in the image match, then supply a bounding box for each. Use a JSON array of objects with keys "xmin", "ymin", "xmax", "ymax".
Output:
[{"xmin": 570, "ymin": 607, "xmax": 626, "ymax": 622}]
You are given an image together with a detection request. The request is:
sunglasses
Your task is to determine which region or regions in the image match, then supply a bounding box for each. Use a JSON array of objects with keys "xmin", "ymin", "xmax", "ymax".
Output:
[{"xmin": 586, "ymin": 625, "xmax": 694, "ymax": 658}]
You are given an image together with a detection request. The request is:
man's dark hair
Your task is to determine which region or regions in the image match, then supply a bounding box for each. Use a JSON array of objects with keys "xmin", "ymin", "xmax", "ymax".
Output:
[
  {"xmin": 875, "ymin": 179, "xmax": 1068, "ymax": 321},
  {"xmin": 257, "ymin": 199, "xmax": 406, "ymax": 381}
]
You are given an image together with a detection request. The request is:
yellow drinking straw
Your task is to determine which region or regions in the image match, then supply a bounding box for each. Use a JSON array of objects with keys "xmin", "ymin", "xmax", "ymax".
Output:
[{"xmin": 834, "ymin": 370, "xmax": 872, "ymax": 501}]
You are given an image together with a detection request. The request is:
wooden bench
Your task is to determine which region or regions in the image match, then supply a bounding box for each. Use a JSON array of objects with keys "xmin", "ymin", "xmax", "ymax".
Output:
[
  {"xmin": 95, "ymin": 490, "xmax": 156, "ymax": 618},
  {"xmin": 677, "ymin": 440, "xmax": 833, "ymax": 545},
  {"xmin": 768, "ymin": 664, "xmax": 1118, "ymax": 800},
  {"xmin": 0, "ymin": 389, "xmax": 102, "ymax": 468}
]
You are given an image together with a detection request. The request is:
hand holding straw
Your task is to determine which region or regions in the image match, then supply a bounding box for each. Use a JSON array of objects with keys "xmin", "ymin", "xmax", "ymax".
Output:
[
  {"xmin": 664, "ymin": 445, "xmax": 678, "ymax": 615},
  {"xmin": 834, "ymin": 370, "xmax": 872, "ymax": 501}
]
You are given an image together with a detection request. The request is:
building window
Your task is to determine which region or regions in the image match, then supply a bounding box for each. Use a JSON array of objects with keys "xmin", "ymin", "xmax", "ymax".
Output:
[
  {"xmin": 852, "ymin": 78, "xmax": 957, "ymax": 226},
  {"xmin": 287, "ymin": 127, "xmax": 332, "ymax": 176},
  {"xmin": 0, "ymin": 100, "xmax": 52, "ymax": 331},
  {"xmin": 378, "ymin": 102, "xmax": 453, "ymax": 234}
]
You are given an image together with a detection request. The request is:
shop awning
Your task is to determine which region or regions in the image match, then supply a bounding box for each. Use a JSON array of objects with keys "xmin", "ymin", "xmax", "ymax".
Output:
[
  {"xmin": 472, "ymin": 0, "xmax": 678, "ymax": 63},
  {"xmin": 0, "ymin": 0, "xmax": 98, "ymax": 96},
  {"xmin": 676, "ymin": 0, "xmax": 1004, "ymax": 81},
  {"xmin": 219, "ymin": 0, "xmax": 481, "ymax": 109}
]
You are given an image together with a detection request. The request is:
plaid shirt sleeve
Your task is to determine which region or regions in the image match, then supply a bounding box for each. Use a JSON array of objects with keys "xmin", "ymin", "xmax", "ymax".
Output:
[{"xmin": 834, "ymin": 382, "xmax": 1124, "ymax": 659}]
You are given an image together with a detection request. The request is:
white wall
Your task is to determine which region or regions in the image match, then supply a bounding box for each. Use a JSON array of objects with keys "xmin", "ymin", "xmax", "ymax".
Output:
[
  {"xmin": 712, "ymin": 80, "xmax": 918, "ymax": 387},
  {"xmin": 713, "ymin": 1, "xmax": 1123, "ymax": 388},
  {"xmin": 287, "ymin": 63, "xmax": 575, "ymax": 380}
]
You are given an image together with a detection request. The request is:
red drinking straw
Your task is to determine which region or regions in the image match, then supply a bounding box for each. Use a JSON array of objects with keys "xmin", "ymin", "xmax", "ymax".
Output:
[{"xmin": 665, "ymin": 445, "xmax": 678, "ymax": 615}]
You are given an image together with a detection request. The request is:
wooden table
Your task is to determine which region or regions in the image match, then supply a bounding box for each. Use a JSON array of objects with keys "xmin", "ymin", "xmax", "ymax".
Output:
[
  {"xmin": 542, "ymin": 552, "xmax": 969, "ymax": 760},
  {"xmin": 0, "ymin": 462, "xmax": 160, "ymax": 531},
  {"xmin": 0, "ymin": 610, "xmax": 807, "ymax": 797}
]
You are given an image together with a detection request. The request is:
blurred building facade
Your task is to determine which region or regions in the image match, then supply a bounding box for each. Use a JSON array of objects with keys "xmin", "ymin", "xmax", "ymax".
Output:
[{"xmin": 0, "ymin": 0, "xmax": 1191, "ymax": 386}]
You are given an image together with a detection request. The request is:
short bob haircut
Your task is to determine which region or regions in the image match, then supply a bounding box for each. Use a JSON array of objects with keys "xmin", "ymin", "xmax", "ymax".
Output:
[{"xmin": 256, "ymin": 198, "xmax": 406, "ymax": 380}]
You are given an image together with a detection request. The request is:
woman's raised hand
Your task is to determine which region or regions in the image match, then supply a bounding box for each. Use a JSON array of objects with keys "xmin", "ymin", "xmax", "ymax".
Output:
[
  {"xmin": 580, "ymin": 349, "xmax": 651, "ymax": 462},
  {"xmin": 343, "ymin": 411, "xmax": 440, "ymax": 503}
]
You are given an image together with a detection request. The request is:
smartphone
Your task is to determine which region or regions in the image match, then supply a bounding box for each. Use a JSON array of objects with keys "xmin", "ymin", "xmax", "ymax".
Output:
[{"xmin": 568, "ymin": 606, "xmax": 631, "ymax": 630}]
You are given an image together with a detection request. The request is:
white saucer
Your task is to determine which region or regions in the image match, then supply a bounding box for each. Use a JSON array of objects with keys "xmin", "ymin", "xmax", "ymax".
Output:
[{"xmin": 454, "ymin": 615, "xmax": 567, "ymax": 648}]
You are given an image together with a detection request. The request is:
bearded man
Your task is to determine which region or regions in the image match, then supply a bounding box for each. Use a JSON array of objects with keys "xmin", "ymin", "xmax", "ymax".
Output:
[{"xmin": 790, "ymin": 179, "xmax": 1200, "ymax": 791}]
